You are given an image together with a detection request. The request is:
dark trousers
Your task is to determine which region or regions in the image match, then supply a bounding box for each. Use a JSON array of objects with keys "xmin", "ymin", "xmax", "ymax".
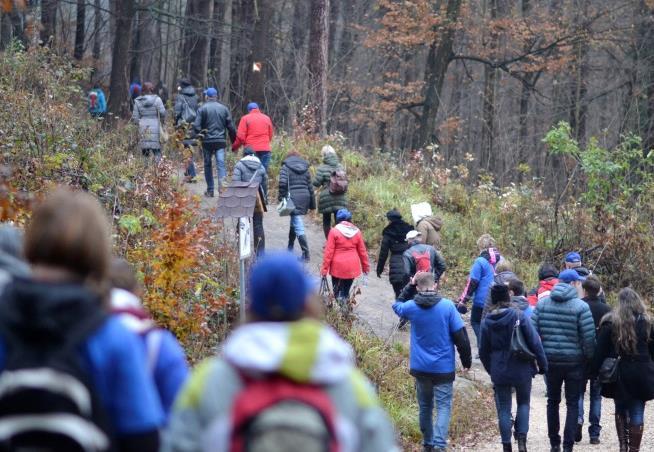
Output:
[
  {"xmin": 471, "ymin": 305, "xmax": 483, "ymax": 350},
  {"xmin": 322, "ymin": 212, "xmax": 338, "ymax": 239},
  {"xmin": 545, "ymin": 364, "xmax": 584, "ymax": 448},
  {"xmin": 392, "ymin": 281, "xmax": 406, "ymax": 299},
  {"xmin": 332, "ymin": 277, "xmax": 353, "ymax": 301},
  {"xmin": 252, "ymin": 212, "xmax": 265, "ymax": 257}
]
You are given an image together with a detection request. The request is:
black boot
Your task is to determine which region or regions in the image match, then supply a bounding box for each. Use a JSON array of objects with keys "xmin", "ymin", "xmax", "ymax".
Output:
[
  {"xmin": 297, "ymin": 235, "xmax": 310, "ymax": 262},
  {"xmin": 615, "ymin": 413, "xmax": 629, "ymax": 452},
  {"xmin": 503, "ymin": 443, "xmax": 512, "ymax": 452},
  {"xmin": 287, "ymin": 228, "xmax": 296, "ymax": 251},
  {"xmin": 517, "ymin": 434, "xmax": 527, "ymax": 452},
  {"xmin": 628, "ymin": 424, "xmax": 643, "ymax": 452}
]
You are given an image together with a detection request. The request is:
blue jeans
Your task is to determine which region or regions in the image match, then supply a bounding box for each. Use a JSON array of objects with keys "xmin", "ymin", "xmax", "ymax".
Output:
[
  {"xmin": 290, "ymin": 215, "xmax": 305, "ymax": 236},
  {"xmin": 415, "ymin": 377, "xmax": 453, "ymax": 449},
  {"xmin": 471, "ymin": 305, "xmax": 483, "ymax": 350},
  {"xmin": 202, "ymin": 142, "xmax": 225, "ymax": 192},
  {"xmin": 257, "ymin": 151, "xmax": 271, "ymax": 172},
  {"xmin": 578, "ymin": 377, "xmax": 602, "ymax": 438},
  {"xmin": 494, "ymin": 380, "xmax": 532, "ymax": 443},
  {"xmin": 615, "ymin": 398, "xmax": 645, "ymax": 426},
  {"xmin": 545, "ymin": 364, "xmax": 584, "ymax": 447}
]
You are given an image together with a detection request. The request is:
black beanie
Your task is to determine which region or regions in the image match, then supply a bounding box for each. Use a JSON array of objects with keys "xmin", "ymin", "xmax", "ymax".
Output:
[
  {"xmin": 538, "ymin": 263, "xmax": 558, "ymax": 281},
  {"xmin": 386, "ymin": 208, "xmax": 402, "ymax": 221},
  {"xmin": 491, "ymin": 284, "xmax": 510, "ymax": 305}
]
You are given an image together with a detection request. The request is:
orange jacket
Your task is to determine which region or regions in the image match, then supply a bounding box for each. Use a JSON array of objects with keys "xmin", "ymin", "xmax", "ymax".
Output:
[
  {"xmin": 231, "ymin": 109, "xmax": 274, "ymax": 152},
  {"xmin": 321, "ymin": 222, "xmax": 370, "ymax": 279}
]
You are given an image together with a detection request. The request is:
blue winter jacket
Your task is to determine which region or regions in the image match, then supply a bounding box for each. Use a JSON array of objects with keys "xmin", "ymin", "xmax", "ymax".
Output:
[
  {"xmin": 480, "ymin": 307, "xmax": 547, "ymax": 385},
  {"xmin": 531, "ymin": 283, "xmax": 596, "ymax": 365},
  {"xmin": 393, "ymin": 286, "xmax": 472, "ymax": 380},
  {"xmin": 467, "ymin": 252, "xmax": 498, "ymax": 308}
]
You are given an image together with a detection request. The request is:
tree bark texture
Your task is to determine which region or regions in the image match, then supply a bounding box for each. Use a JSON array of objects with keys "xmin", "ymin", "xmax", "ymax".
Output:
[
  {"xmin": 308, "ymin": 0, "xmax": 330, "ymax": 136},
  {"xmin": 40, "ymin": 0, "xmax": 57, "ymax": 46},
  {"xmin": 73, "ymin": 0, "xmax": 85, "ymax": 60},
  {"xmin": 108, "ymin": 0, "xmax": 136, "ymax": 117}
]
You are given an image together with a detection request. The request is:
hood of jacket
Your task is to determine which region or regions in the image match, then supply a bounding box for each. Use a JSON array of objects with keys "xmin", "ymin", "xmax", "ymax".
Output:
[
  {"xmin": 335, "ymin": 221, "xmax": 360, "ymax": 238},
  {"xmin": 414, "ymin": 291, "xmax": 442, "ymax": 309},
  {"xmin": 179, "ymin": 86, "xmax": 196, "ymax": 97},
  {"xmin": 283, "ymin": 155, "xmax": 309, "ymax": 174},
  {"xmin": 0, "ymin": 278, "xmax": 104, "ymax": 344},
  {"xmin": 222, "ymin": 319, "xmax": 354, "ymax": 385},
  {"xmin": 109, "ymin": 288, "xmax": 154, "ymax": 334},
  {"xmin": 480, "ymin": 248, "xmax": 501, "ymax": 265},
  {"xmin": 550, "ymin": 282, "xmax": 579, "ymax": 303},
  {"xmin": 382, "ymin": 219, "xmax": 413, "ymax": 243},
  {"xmin": 135, "ymin": 94, "xmax": 157, "ymax": 108},
  {"xmin": 418, "ymin": 216, "xmax": 443, "ymax": 231},
  {"xmin": 323, "ymin": 154, "xmax": 340, "ymax": 167},
  {"xmin": 494, "ymin": 270, "xmax": 516, "ymax": 285},
  {"xmin": 485, "ymin": 306, "xmax": 517, "ymax": 329},
  {"xmin": 511, "ymin": 295, "xmax": 529, "ymax": 311},
  {"xmin": 239, "ymin": 155, "xmax": 263, "ymax": 171}
]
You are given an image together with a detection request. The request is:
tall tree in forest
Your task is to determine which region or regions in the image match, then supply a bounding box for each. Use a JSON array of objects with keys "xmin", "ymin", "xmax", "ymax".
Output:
[
  {"xmin": 73, "ymin": 0, "xmax": 85, "ymax": 60},
  {"xmin": 181, "ymin": 0, "xmax": 213, "ymax": 87},
  {"xmin": 40, "ymin": 0, "xmax": 57, "ymax": 45},
  {"xmin": 308, "ymin": 0, "xmax": 329, "ymax": 136},
  {"xmin": 219, "ymin": 0, "xmax": 232, "ymax": 103},
  {"xmin": 245, "ymin": 0, "xmax": 271, "ymax": 105},
  {"xmin": 92, "ymin": 0, "xmax": 102, "ymax": 61},
  {"xmin": 108, "ymin": 0, "xmax": 136, "ymax": 117}
]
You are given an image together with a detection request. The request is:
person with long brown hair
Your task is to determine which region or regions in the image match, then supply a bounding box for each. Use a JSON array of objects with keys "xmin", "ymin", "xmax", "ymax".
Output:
[
  {"xmin": 132, "ymin": 81, "xmax": 166, "ymax": 161},
  {"xmin": 0, "ymin": 189, "xmax": 163, "ymax": 451},
  {"xmin": 592, "ymin": 288, "xmax": 654, "ymax": 452}
]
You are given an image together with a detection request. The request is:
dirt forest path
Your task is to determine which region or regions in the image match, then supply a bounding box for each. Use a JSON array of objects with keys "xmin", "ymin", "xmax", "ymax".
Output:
[{"xmin": 186, "ymin": 173, "xmax": 653, "ymax": 451}]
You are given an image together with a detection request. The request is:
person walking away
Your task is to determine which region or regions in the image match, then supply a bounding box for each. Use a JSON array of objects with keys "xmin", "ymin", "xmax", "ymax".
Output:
[
  {"xmin": 575, "ymin": 275, "xmax": 611, "ymax": 444},
  {"xmin": 527, "ymin": 263, "xmax": 559, "ymax": 306},
  {"xmin": 313, "ymin": 145, "xmax": 348, "ymax": 239},
  {"xmin": 415, "ymin": 212, "xmax": 443, "ymax": 249},
  {"xmin": 109, "ymin": 258, "xmax": 189, "ymax": 420},
  {"xmin": 457, "ymin": 234, "xmax": 501, "ymax": 349},
  {"xmin": 129, "ymin": 80, "xmax": 141, "ymax": 111},
  {"xmin": 193, "ymin": 87, "xmax": 236, "ymax": 197},
  {"xmin": 564, "ymin": 252, "xmax": 591, "ymax": 278},
  {"xmin": 278, "ymin": 151, "xmax": 315, "ymax": 261},
  {"xmin": 0, "ymin": 189, "xmax": 163, "ymax": 451},
  {"xmin": 132, "ymin": 81, "xmax": 166, "ymax": 162},
  {"xmin": 156, "ymin": 80, "xmax": 169, "ymax": 106},
  {"xmin": 591, "ymin": 288, "xmax": 654, "ymax": 452},
  {"xmin": 532, "ymin": 269, "xmax": 596, "ymax": 452},
  {"xmin": 481, "ymin": 258, "xmax": 518, "ymax": 318},
  {"xmin": 162, "ymin": 252, "xmax": 398, "ymax": 452},
  {"xmin": 88, "ymin": 84, "xmax": 107, "ymax": 118},
  {"xmin": 0, "ymin": 224, "xmax": 30, "ymax": 294},
  {"xmin": 403, "ymin": 230, "xmax": 446, "ymax": 281},
  {"xmin": 392, "ymin": 272, "xmax": 472, "ymax": 452},
  {"xmin": 231, "ymin": 102, "xmax": 274, "ymax": 171},
  {"xmin": 377, "ymin": 209, "xmax": 413, "ymax": 298},
  {"xmin": 321, "ymin": 209, "xmax": 370, "ymax": 304},
  {"xmin": 480, "ymin": 284, "xmax": 547, "ymax": 452},
  {"xmin": 233, "ymin": 148, "xmax": 267, "ymax": 256},
  {"xmin": 174, "ymin": 79, "xmax": 199, "ymax": 183},
  {"xmin": 507, "ymin": 278, "xmax": 533, "ymax": 319}
]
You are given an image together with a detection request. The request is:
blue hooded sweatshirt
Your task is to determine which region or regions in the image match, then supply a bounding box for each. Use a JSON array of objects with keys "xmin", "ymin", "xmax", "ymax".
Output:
[
  {"xmin": 479, "ymin": 307, "xmax": 547, "ymax": 385},
  {"xmin": 467, "ymin": 248, "xmax": 500, "ymax": 308}
]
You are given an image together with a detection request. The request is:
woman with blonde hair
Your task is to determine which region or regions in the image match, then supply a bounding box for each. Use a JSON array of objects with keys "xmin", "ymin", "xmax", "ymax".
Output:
[{"xmin": 592, "ymin": 288, "xmax": 654, "ymax": 452}]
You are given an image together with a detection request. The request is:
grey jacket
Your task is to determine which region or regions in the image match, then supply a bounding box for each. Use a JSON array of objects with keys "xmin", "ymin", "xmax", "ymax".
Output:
[
  {"xmin": 233, "ymin": 155, "xmax": 268, "ymax": 201},
  {"xmin": 193, "ymin": 100, "xmax": 236, "ymax": 144},
  {"xmin": 402, "ymin": 243, "xmax": 446, "ymax": 280},
  {"xmin": 174, "ymin": 86, "xmax": 199, "ymax": 125},
  {"xmin": 132, "ymin": 94, "xmax": 166, "ymax": 150},
  {"xmin": 532, "ymin": 283, "xmax": 596, "ymax": 365}
]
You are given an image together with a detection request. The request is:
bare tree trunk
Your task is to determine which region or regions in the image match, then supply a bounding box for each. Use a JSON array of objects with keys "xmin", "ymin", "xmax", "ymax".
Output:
[
  {"xmin": 92, "ymin": 0, "xmax": 102, "ymax": 61},
  {"xmin": 219, "ymin": 0, "xmax": 233, "ymax": 103},
  {"xmin": 108, "ymin": 0, "xmax": 136, "ymax": 117},
  {"xmin": 245, "ymin": 0, "xmax": 271, "ymax": 106},
  {"xmin": 416, "ymin": 0, "xmax": 462, "ymax": 148},
  {"xmin": 308, "ymin": 0, "xmax": 330, "ymax": 136},
  {"xmin": 73, "ymin": 0, "xmax": 85, "ymax": 60},
  {"xmin": 40, "ymin": 0, "xmax": 58, "ymax": 46},
  {"xmin": 569, "ymin": 0, "xmax": 589, "ymax": 145},
  {"xmin": 189, "ymin": 0, "xmax": 213, "ymax": 87}
]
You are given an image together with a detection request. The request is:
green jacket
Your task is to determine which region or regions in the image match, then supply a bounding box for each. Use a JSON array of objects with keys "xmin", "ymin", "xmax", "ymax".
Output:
[{"xmin": 313, "ymin": 154, "xmax": 348, "ymax": 214}]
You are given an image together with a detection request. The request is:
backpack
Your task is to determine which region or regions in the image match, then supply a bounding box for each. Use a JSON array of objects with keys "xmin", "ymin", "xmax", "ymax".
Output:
[
  {"xmin": 0, "ymin": 308, "xmax": 111, "ymax": 451},
  {"xmin": 328, "ymin": 169, "xmax": 348, "ymax": 195},
  {"xmin": 411, "ymin": 249, "xmax": 432, "ymax": 273},
  {"xmin": 88, "ymin": 91, "xmax": 98, "ymax": 112},
  {"xmin": 180, "ymin": 96, "xmax": 196, "ymax": 123},
  {"xmin": 230, "ymin": 374, "xmax": 338, "ymax": 452}
]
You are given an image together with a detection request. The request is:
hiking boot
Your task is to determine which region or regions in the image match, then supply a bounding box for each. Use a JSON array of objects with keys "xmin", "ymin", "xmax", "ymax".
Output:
[
  {"xmin": 517, "ymin": 433, "xmax": 527, "ymax": 452},
  {"xmin": 589, "ymin": 437, "xmax": 600, "ymax": 445},
  {"xmin": 628, "ymin": 424, "xmax": 643, "ymax": 452},
  {"xmin": 615, "ymin": 413, "xmax": 629, "ymax": 452},
  {"xmin": 575, "ymin": 424, "xmax": 582, "ymax": 442},
  {"xmin": 204, "ymin": 190, "xmax": 214, "ymax": 198},
  {"xmin": 297, "ymin": 235, "xmax": 310, "ymax": 262},
  {"xmin": 503, "ymin": 443, "xmax": 512, "ymax": 452}
]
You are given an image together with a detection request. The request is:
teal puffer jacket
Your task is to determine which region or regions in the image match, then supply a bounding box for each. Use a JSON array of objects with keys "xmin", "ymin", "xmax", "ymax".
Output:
[{"xmin": 531, "ymin": 283, "xmax": 596, "ymax": 365}]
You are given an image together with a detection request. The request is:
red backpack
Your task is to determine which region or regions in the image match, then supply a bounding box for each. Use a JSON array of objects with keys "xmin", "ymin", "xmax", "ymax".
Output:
[
  {"xmin": 230, "ymin": 375, "xmax": 338, "ymax": 452},
  {"xmin": 412, "ymin": 249, "xmax": 432, "ymax": 273},
  {"xmin": 329, "ymin": 169, "xmax": 348, "ymax": 195}
]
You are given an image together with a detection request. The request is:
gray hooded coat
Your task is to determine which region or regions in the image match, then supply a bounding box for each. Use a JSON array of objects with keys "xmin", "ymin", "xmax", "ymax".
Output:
[{"xmin": 132, "ymin": 94, "xmax": 166, "ymax": 150}]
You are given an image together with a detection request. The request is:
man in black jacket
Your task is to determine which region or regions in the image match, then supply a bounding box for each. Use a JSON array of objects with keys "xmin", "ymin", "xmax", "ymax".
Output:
[
  {"xmin": 193, "ymin": 87, "xmax": 236, "ymax": 197},
  {"xmin": 576, "ymin": 276, "xmax": 611, "ymax": 445}
]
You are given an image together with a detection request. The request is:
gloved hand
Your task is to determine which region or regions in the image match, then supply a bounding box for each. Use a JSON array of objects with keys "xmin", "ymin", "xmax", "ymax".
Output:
[{"xmin": 456, "ymin": 302, "xmax": 468, "ymax": 314}]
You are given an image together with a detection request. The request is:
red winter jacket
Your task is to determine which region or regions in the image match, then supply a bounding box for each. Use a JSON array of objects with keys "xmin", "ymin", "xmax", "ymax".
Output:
[
  {"xmin": 231, "ymin": 109, "xmax": 274, "ymax": 152},
  {"xmin": 321, "ymin": 222, "xmax": 370, "ymax": 279},
  {"xmin": 527, "ymin": 277, "xmax": 559, "ymax": 306}
]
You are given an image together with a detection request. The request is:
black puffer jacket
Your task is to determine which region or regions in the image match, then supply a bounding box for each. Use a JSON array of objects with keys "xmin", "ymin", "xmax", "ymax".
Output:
[
  {"xmin": 377, "ymin": 219, "xmax": 413, "ymax": 284},
  {"xmin": 278, "ymin": 156, "xmax": 315, "ymax": 215}
]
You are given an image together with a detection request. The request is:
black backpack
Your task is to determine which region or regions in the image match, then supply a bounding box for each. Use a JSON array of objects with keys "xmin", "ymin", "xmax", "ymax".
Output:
[{"xmin": 0, "ymin": 298, "xmax": 112, "ymax": 452}]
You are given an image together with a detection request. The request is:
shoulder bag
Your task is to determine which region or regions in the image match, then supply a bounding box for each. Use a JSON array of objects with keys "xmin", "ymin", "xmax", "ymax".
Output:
[
  {"xmin": 598, "ymin": 355, "xmax": 621, "ymax": 384},
  {"xmin": 510, "ymin": 315, "xmax": 536, "ymax": 361}
]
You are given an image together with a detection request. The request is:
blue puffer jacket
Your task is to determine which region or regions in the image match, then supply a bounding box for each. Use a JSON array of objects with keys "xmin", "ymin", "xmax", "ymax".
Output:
[
  {"xmin": 531, "ymin": 283, "xmax": 596, "ymax": 365},
  {"xmin": 480, "ymin": 307, "xmax": 547, "ymax": 385}
]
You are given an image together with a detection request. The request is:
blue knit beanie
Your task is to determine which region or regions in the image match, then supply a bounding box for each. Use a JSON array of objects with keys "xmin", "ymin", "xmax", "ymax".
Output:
[
  {"xmin": 247, "ymin": 102, "xmax": 259, "ymax": 112},
  {"xmin": 336, "ymin": 208, "xmax": 352, "ymax": 222},
  {"xmin": 248, "ymin": 252, "xmax": 313, "ymax": 321}
]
